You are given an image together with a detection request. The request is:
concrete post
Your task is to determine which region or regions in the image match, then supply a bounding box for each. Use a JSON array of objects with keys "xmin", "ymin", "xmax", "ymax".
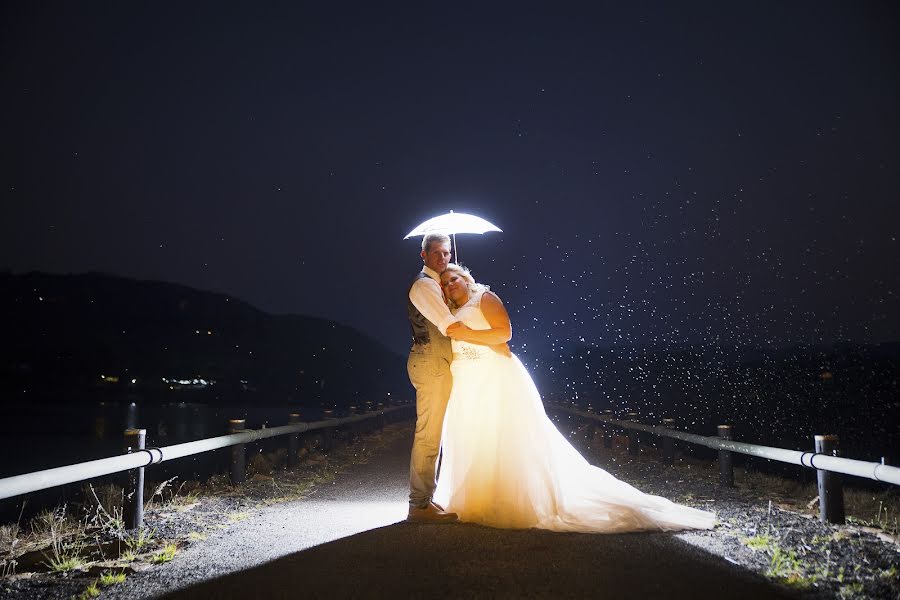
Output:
[
  {"xmin": 815, "ymin": 435, "xmax": 845, "ymax": 524},
  {"xmin": 123, "ymin": 428, "xmax": 146, "ymax": 530},
  {"xmin": 661, "ymin": 418, "xmax": 676, "ymax": 465},
  {"xmin": 321, "ymin": 409, "xmax": 334, "ymax": 453},
  {"xmin": 602, "ymin": 410, "xmax": 613, "ymax": 448},
  {"xmin": 626, "ymin": 412, "xmax": 639, "ymax": 455},
  {"xmin": 228, "ymin": 419, "xmax": 246, "ymax": 485},
  {"xmin": 718, "ymin": 425, "xmax": 734, "ymax": 487},
  {"xmin": 288, "ymin": 413, "xmax": 301, "ymax": 468}
]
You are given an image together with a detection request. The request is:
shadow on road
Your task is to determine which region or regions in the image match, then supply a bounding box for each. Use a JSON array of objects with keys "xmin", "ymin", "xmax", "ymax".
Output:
[{"xmin": 164, "ymin": 521, "xmax": 796, "ymax": 599}]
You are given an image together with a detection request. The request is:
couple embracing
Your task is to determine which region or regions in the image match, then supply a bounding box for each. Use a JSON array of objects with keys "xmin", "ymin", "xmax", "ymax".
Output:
[{"xmin": 405, "ymin": 233, "xmax": 716, "ymax": 532}]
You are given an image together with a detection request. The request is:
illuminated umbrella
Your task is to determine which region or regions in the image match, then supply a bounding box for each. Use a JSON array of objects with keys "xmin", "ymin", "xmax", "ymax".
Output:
[{"xmin": 404, "ymin": 210, "xmax": 502, "ymax": 264}]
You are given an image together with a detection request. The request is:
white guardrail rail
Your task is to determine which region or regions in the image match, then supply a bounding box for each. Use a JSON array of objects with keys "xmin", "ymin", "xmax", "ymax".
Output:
[
  {"xmin": 554, "ymin": 405, "xmax": 899, "ymax": 485},
  {"xmin": 0, "ymin": 406, "xmax": 411, "ymax": 502},
  {"xmin": 552, "ymin": 403, "xmax": 898, "ymax": 524}
]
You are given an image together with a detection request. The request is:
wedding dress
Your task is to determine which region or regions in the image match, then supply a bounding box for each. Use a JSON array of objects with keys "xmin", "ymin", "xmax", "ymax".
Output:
[{"xmin": 433, "ymin": 289, "xmax": 716, "ymax": 532}]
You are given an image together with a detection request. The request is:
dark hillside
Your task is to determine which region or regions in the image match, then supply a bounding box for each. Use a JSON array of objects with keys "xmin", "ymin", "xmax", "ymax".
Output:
[{"xmin": 0, "ymin": 271, "xmax": 407, "ymax": 407}]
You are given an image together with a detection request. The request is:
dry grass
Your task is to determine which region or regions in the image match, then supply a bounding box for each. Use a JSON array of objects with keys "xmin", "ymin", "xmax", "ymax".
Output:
[
  {"xmin": 735, "ymin": 467, "xmax": 900, "ymax": 535},
  {"xmin": 0, "ymin": 522, "xmax": 20, "ymax": 551},
  {"xmin": 737, "ymin": 467, "xmax": 816, "ymax": 502},
  {"xmin": 581, "ymin": 422, "xmax": 900, "ymax": 535},
  {"xmin": 0, "ymin": 517, "xmax": 21, "ymax": 576},
  {"xmin": 86, "ymin": 483, "xmax": 124, "ymax": 518},
  {"xmin": 84, "ymin": 483, "xmax": 125, "ymax": 535},
  {"xmin": 30, "ymin": 506, "xmax": 79, "ymax": 540},
  {"xmin": 39, "ymin": 508, "xmax": 87, "ymax": 573},
  {"xmin": 0, "ymin": 421, "xmax": 407, "ymax": 587},
  {"xmin": 248, "ymin": 448, "xmax": 288, "ymax": 476},
  {"xmin": 845, "ymin": 488, "xmax": 900, "ymax": 535}
]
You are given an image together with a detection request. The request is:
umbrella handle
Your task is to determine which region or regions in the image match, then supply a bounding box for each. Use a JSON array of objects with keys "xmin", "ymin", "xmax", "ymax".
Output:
[{"xmin": 453, "ymin": 232, "xmax": 458, "ymax": 264}]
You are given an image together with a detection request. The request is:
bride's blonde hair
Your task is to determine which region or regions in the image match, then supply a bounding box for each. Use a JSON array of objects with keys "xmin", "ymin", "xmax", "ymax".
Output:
[{"xmin": 443, "ymin": 263, "xmax": 488, "ymax": 309}]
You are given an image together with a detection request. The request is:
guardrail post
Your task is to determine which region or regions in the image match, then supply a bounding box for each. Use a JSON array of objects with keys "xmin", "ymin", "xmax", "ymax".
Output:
[
  {"xmin": 229, "ymin": 419, "xmax": 246, "ymax": 485},
  {"xmin": 585, "ymin": 405, "xmax": 598, "ymax": 448},
  {"xmin": 357, "ymin": 406, "xmax": 366, "ymax": 438},
  {"xmin": 288, "ymin": 413, "xmax": 301, "ymax": 468},
  {"xmin": 321, "ymin": 409, "xmax": 334, "ymax": 453},
  {"xmin": 718, "ymin": 425, "xmax": 734, "ymax": 486},
  {"xmin": 626, "ymin": 413, "xmax": 639, "ymax": 455},
  {"xmin": 602, "ymin": 410, "xmax": 613, "ymax": 448},
  {"xmin": 349, "ymin": 406, "xmax": 360, "ymax": 442},
  {"xmin": 359, "ymin": 405, "xmax": 369, "ymax": 435},
  {"xmin": 815, "ymin": 435, "xmax": 845, "ymax": 524},
  {"xmin": 661, "ymin": 418, "xmax": 676, "ymax": 465},
  {"xmin": 365, "ymin": 401, "xmax": 376, "ymax": 433},
  {"xmin": 123, "ymin": 428, "xmax": 146, "ymax": 530}
]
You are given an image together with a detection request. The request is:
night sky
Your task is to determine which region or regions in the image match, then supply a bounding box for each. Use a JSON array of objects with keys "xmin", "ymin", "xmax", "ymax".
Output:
[{"xmin": 2, "ymin": 2, "xmax": 898, "ymax": 359}]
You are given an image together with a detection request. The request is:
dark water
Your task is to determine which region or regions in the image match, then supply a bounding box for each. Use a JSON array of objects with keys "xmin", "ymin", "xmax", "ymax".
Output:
[
  {"xmin": 0, "ymin": 400, "xmax": 333, "ymax": 480},
  {"xmin": 0, "ymin": 398, "xmax": 337, "ymax": 522},
  {"xmin": 543, "ymin": 344, "xmax": 900, "ymax": 465}
]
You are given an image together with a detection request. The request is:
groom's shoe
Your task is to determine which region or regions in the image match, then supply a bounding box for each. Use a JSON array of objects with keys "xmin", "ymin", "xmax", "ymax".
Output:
[{"xmin": 407, "ymin": 502, "xmax": 458, "ymax": 524}]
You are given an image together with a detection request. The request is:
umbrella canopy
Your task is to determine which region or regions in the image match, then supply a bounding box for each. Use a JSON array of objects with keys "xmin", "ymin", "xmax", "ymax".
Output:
[
  {"xmin": 404, "ymin": 211, "xmax": 502, "ymax": 264},
  {"xmin": 404, "ymin": 211, "xmax": 502, "ymax": 238}
]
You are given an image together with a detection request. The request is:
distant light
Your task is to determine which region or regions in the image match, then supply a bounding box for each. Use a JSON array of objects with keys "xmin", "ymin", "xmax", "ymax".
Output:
[{"xmin": 131, "ymin": 378, "xmax": 137, "ymax": 384}]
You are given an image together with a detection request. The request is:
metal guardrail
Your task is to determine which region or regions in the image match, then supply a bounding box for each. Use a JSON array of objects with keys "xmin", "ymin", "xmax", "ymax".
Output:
[
  {"xmin": 0, "ymin": 405, "xmax": 414, "ymax": 527},
  {"xmin": 552, "ymin": 404, "xmax": 899, "ymax": 524}
]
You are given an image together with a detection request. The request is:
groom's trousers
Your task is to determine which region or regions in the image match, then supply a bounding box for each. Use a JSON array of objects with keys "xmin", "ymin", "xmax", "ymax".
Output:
[{"xmin": 407, "ymin": 340, "xmax": 453, "ymax": 508}]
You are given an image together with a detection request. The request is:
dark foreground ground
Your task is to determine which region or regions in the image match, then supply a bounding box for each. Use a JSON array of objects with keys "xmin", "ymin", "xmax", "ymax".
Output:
[
  {"xmin": 163, "ymin": 520, "xmax": 793, "ymax": 599},
  {"xmin": 2, "ymin": 419, "xmax": 898, "ymax": 599},
  {"xmin": 134, "ymin": 427, "xmax": 794, "ymax": 600}
]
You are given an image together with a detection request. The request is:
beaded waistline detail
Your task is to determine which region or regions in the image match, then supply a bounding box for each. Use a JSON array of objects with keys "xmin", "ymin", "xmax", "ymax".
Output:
[{"xmin": 453, "ymin": 346, "xmax": 488, "ymax": 360}]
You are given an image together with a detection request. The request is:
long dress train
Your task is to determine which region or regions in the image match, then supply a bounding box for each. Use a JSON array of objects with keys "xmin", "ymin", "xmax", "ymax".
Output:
[{"xmin": 433, "ymin": 289, "xmax": 716, "ymax": 533}]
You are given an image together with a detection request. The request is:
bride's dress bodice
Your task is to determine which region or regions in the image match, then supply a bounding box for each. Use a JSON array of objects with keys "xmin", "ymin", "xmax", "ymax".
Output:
[{"xmin": 450, "ymin": 289, "xmax": 496, "ymax": 361}]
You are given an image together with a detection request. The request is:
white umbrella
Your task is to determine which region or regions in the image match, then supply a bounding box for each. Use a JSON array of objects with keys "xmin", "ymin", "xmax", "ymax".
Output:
[{"xmin": 404, "ymin": 210, "xmax": 502, "ymax": 264}]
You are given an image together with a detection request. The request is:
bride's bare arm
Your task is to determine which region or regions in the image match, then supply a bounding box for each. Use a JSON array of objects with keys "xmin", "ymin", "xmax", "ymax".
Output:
[{"xmin": 447, "ymin": 292, "xmax": 512, "ymax": 347}]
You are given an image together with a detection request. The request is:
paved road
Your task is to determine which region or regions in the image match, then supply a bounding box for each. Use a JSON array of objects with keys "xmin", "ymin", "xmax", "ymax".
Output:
[{"xmin": 115, "ymin": 429, "xmax": 795, "ymax": 599}]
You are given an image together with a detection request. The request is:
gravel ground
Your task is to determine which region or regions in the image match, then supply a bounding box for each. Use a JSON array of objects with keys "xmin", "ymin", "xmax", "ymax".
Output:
[
  {"xmin": 0, "ymin": 422, "xmax": 411, "ymax": 600},
  {"xmin": 557, "ymin": 415, "xmax": 900, "ymax": 600},
  {"xmin": 2, "ymin": 416, "xmax": 898, "ymax": 599}
]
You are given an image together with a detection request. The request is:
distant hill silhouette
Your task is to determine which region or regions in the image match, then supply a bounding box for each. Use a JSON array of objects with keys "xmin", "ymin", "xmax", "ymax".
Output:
[{"xmin": 0, "ymin": 271, "xmax": 407, "ymax": 407}]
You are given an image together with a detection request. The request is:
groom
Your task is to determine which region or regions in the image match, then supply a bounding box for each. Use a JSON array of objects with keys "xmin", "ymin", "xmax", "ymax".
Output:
[{"xmin": 406, "ymin": 232, "xmax": 464, "ymax": 523}]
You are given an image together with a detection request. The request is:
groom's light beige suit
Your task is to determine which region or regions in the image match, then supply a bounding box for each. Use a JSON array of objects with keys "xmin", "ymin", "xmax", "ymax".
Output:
[{"xmin": 406, "ymin": 266, "xmax": 458, "ymax": 508}]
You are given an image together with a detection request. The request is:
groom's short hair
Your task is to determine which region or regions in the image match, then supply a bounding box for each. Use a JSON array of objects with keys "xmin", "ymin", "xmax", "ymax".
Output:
[{"xmin": 422, "ymin": 233, "xmax": 451, "ymax": 253}]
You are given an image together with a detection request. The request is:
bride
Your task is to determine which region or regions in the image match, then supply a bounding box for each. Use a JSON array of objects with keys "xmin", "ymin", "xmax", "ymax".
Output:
[{"xmin": 433, "ymin": 263, "xmax": 716, "ymax": 533}]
